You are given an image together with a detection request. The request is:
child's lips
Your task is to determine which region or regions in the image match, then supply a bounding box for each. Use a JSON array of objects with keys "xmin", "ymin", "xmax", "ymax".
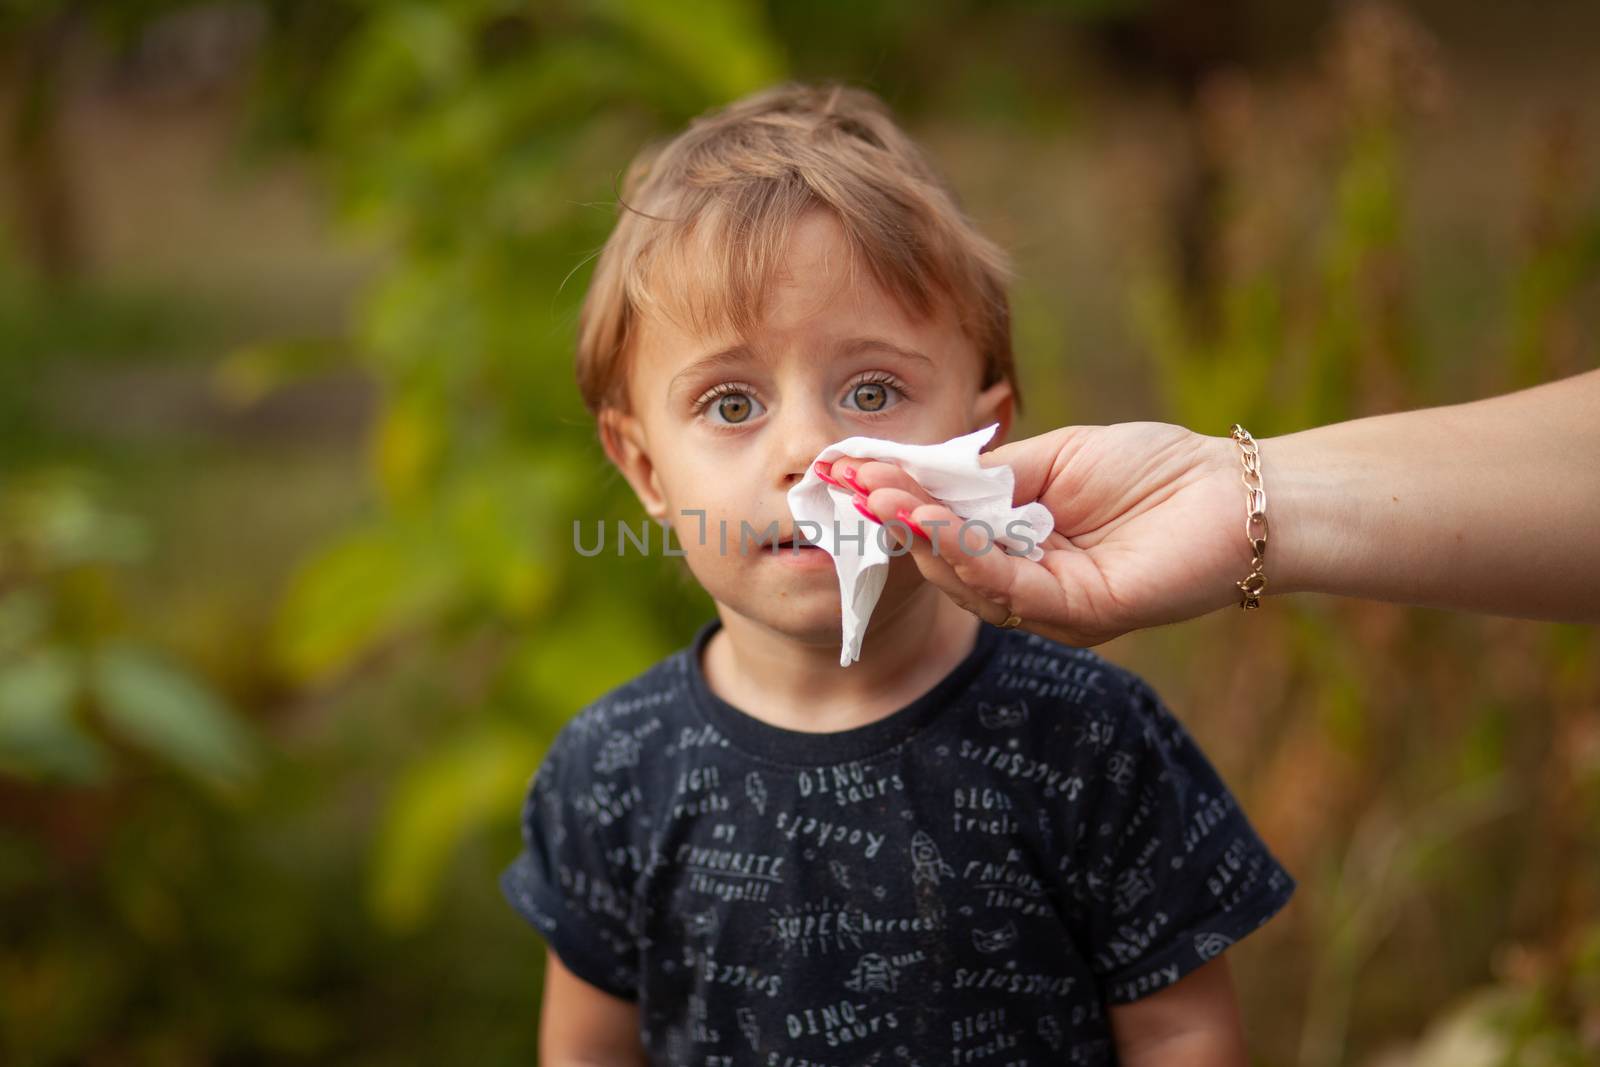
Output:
[
  {"xmin": 764, "ymin": 536, "xmax": 831, "ymax": 564},
  {"xmin": 765, "ymin": 529, "xmax": 819, "ymax": 549}
]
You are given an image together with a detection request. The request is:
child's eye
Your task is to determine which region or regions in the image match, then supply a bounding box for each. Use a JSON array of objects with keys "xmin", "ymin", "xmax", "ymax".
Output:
[
  {"xmin": 695, "ymin": 383, "xmax": 765, "ymax": 426},
  {"xmin": 845, "ymin": 374, "xmax": 907, "ymax": 414}
]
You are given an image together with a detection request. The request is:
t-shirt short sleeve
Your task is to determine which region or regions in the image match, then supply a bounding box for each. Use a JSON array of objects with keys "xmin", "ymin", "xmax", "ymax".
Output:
[
  {"xmin": 499, "ymin": 727, "xmax": 641, "ymax": 1001},
  {"xmin": 1070, "ymin": 675, "xmax": 1295, "ymax": 1004}
]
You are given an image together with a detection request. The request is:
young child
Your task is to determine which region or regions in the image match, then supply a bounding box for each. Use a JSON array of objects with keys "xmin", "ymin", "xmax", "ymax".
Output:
[{"xmin": 501, "ymin": 81, "xmax": 1293, "ymax": 1066}]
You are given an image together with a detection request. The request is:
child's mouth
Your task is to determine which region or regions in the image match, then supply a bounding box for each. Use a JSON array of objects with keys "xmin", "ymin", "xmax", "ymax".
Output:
[{"xmin": 763, "ymin": 534, "xmax": 830, "ymax": 564}]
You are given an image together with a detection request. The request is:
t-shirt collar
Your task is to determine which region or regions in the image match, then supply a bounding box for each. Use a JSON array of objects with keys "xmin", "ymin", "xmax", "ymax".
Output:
[{"xmin": 682, "ymin": 613, "xmax": 1005, "ymax": 765}]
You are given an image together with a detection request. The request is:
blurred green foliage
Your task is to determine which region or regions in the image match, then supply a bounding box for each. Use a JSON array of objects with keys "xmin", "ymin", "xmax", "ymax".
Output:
[
  {"xmin": 2, "ymin": 0, "xmax": 1598, "ymax": 1064},
  {"xmin": 0, "ymin": 469, "xmax": 258, "ymax": 790}
]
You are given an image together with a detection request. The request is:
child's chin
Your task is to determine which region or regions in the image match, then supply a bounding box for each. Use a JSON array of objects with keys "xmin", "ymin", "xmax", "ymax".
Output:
[{"xmin": 740, "ymin": 602, "xmax": 846, "ymax": 645}]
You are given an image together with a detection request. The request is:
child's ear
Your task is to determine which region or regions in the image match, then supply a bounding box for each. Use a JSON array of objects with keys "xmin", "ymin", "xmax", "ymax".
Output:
[
  {"xmin": 598, "ymin": 407, "xmax": 670, "ymax": 523},
  {"xmin": 972, "ymin": 378, "xmax": 1015, "ymax": 450}
]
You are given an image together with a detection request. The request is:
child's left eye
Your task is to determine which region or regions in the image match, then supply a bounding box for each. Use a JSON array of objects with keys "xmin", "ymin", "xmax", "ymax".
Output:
[
  {"xmin": 845, "ymin": 375, "xmax": 907, "ymax": 414},
  {"xmin": 697, "ymin": 385, "xmax": 765, "ymax": 426}
]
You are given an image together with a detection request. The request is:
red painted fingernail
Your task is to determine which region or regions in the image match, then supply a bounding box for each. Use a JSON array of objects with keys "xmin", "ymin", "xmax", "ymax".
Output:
[
  {"xmin": 894, "ymin": 508, "xmax": 931, "ymax": 541},
  {"xmin": 852, "ymin": 492, "xmax": 883, "ymax": 525},
  {"xmin": 813, "ymin": 460, "xmax": 843, "ymax": 488},
  {"xmin": 839, "ymin": 465, "xmax": 869, "ymax": 495}
]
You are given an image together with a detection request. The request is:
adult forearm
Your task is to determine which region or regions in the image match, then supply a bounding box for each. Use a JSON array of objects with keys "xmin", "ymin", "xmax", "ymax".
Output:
[
  {"xmin": 1265, "ymin": 369, "xmax": 1600, "ymax": 620},
  {"xmin": 1117, "ymin": 1031, "xmax": 1246, "ymax": 1067}
]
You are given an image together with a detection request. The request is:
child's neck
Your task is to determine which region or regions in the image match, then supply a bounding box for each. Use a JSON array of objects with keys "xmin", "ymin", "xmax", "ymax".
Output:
[{"xmin": 701, "ymin": 587, "xmax": 982, "ymax": 735}]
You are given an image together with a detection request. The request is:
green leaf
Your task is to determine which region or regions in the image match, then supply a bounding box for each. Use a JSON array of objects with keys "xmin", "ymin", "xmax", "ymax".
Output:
[
  {"xmin": 92, "ymin": 642, "xmax": 259, "ymax": 794},
  {"xmin": 369, "ymin": 723, "xmax": 544, "ymax": 933},
  {"xmin": 592, "ymin": 0, "xmax": 785, "ymax": 102},
  {"xmin": 0, "ymin": 647, "xmax": 106, "ymax": 783},
  {"xmin": 272, "ymin": 520, "xmax": 459, "ymax": 684}
]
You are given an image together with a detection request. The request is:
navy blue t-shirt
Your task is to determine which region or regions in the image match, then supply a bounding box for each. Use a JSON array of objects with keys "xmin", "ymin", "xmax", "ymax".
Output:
[{"xmin": 501, "ymin": 616, "xmax": 1294, "ymax": 1065}]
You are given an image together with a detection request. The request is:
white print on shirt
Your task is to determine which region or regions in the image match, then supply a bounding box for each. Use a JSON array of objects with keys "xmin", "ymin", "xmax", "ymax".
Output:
[
  {"xmin": 828, "ymin": 860, "xmax": 851, "ymax": 889},
  {"xmin": 997, "ymin": 649, "xmax": 1107, "ymax": 691},
  {"xmin": 843, "ymin": 952, "xmax": 899, "ymax": 993},
  {"xmin": 948, "ymin": 1005, "xmax": 1023, "ymax": 1061},
  {"xmin": 1208, "ymin": 836, "xmax": 1276, "ymax": 908},
  {"xmin": 682, "ymin": 945, "xmax": 782, "ymax": 998},
  {"xmin": 675, "ymin": 843, "xmax": 784, "ymax": 879},
  {"xmin": 970, "ymin": 920, "xmax": 1018, "ymax": 954},
  {"xmin": 995, "ymin": 672, "xmax": 1103, "ymax": 703},
  {"xmin": 956, "ymin": 739, "xmax": 1085, "ymax": 800},
  {"xmin": 763, "ymin": 1055, "xmax": 847, "ymax": 1067},
  {"xmin": 766, "ymin": 899, "xmax": 864, "ymax": 956},
  {"xmin": 573, "ymin": 779, "xmax": 643, "ymax": 828},
  {"xmin": 594, "ymin": 731, "xmax": 641, "ymax": 774},
  {"xmin": 678, "ymin": 843, "xmax": 785, "ymax": 904},
  {"xmin": 977, "ymin": 699, "xmax": 1028, "ymax": 729},
  {"xmin": 1095, "ymin": 911, "xmax": 1174, "ymax": 970},
  {"xmin": 554, "ymin": 862, "xmax": 632, "ymax": 929},
  {"xmin": 951, "ymin": 1006, "xmax": 1007, "ymax": 1043},
  {"xmin": 736, "ymin": 1005, "xmax": 760, "ymax": 1049},
  {"xmin": 1108, "ymin": 963, "xmax": 1182, "ymax": 1001},
  {"xmin": 685, "ymin": 870, "xmax": 770, "ymax": 902},
  {"xmin": 677, "ymin": 722, "xmax": 730, "ymax": 750},
  {"xmin": 1112, "ymin": 866, "xmax": 1157, "ymax": 915},
  {"xmin": 1074, "ymin": 714, "xmax": 1116, "ymax": 753},
  {"xmin": 684, "ymin": 908, "xmax": 718, "ymax": 940},
  {"xmin": 963, "ymin": 851, "xmax": 1045, "ymax": 897},
  {"xmin": 1036, "ymin": 1013, "xmax": 1064, "ymax": 1051},
  {"xmin": 686, "ymin": 993, "xmax": 719, "ymax": 1044},
  {"xmin": 672, "ymin": 792, "xmax": 731, "ymax": 818},
  {"xmin": 677, "ymin": 766, "xmax": 721, "ymax": 793},
  {"xmin": 952, "ymin": 966, "xmax": 1075, "ymax": 997},
  {"xmin": 952, "ymin": 786, "xmax": 1021, "ymax": 835},
  {"xmin": 992, "ymin": 646, "xmax": 1107, "ymax": 702},
  {"xmin": 909, "ymin": 831, "xmax": 955, "ymax": 886},
  {"xmin": 1104, "ymin": 750, "xmax": 1138, "ymax": 793},
  {"xmin": 773, "ymin": 811, "xmax": 886, "ymax": 860},
  {"xmin": 1195, "ymin": 930, "xmax": 1235, "ymax": 960},
  {"xmin": 671, "ymin": 765, "xmax": 731, "ymax": 818},
  {"xmin": 745, "ymin": 771, "xmax": 769, "ymax": 815},
  {"xmin": 569, "ymin": 689, "xmax": 674, "ymax": 742},
  {"xmin": 795, "ymin": 762, "xmax": 905, "ymax": 807},
  {"xmin": 1184, "ymin": 792, "xmax": 1237, "ymax": 852},
  {"xmin": 592, "ymin": 715, "xmax": 662, "ymax": 774},
  {"xmin": 784, "ymin": 999, "xmax": 900, "ymax": 1048},
  {"xmin": 764, "ymin": 898, "xmax": 946, "ymax": 958}
]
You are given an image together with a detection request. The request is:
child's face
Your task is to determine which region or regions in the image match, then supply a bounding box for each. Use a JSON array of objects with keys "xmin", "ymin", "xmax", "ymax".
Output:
[{"xmin": 604, "ymin": 207, "xmax": 1013, "ymax": 645}]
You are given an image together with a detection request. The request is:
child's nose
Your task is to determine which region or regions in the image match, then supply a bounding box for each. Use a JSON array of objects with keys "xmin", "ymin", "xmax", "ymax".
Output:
[{"xmin": 783, "ymin": 439, "xmax": 842, "ymax": 489}]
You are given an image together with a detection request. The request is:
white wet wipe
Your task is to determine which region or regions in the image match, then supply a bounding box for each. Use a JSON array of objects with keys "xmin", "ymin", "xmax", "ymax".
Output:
[{"xmin": 785, "ymin": 422, "xmax": 1054, "ymax": 666}]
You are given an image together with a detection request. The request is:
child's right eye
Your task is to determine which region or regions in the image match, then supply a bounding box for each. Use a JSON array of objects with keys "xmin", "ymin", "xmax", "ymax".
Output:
[{"xmin": 695, "ymin": 383, "xmax": 765, "ymax": 427}]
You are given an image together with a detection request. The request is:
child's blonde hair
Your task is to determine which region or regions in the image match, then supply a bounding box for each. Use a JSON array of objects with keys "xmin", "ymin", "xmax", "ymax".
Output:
[{"xmin": 575, "ymin": 80, "xmax": 1022, "ymax": 419}]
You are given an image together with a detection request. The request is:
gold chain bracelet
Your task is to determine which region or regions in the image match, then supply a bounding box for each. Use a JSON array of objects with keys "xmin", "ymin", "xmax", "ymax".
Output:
[{"xmin": 1229, "ymin": 424, "xmax": 1268, "ymax": 609}]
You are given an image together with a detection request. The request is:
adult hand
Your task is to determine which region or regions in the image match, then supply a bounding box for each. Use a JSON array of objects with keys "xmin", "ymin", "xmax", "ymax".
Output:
[
  {"xmin": 836, "ymin": 370, "xmax": 1600, "ymax": 639},
  {"xmin": 830, "ymin": 422, "xmax": 1249, "ymax": 648}
]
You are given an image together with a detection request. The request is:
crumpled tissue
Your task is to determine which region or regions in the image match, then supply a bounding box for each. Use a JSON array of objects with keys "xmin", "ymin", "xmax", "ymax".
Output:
[{"xmin": 785, "ymin": 421, "xmax": 1054, "ymax": 666}]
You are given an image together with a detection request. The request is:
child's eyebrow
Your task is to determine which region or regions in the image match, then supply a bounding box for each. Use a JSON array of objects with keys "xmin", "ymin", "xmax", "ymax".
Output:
[
  {"xmin": 668, "ymin": 344, "xmax": 755, "ymax": 398},
  {"xmin": 838, "ymin": 336, "xmax": 934, "ymax": 368},
  {"xmin": 668, "ymin": 336, "xmax": 933, "ymax": 397}
]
